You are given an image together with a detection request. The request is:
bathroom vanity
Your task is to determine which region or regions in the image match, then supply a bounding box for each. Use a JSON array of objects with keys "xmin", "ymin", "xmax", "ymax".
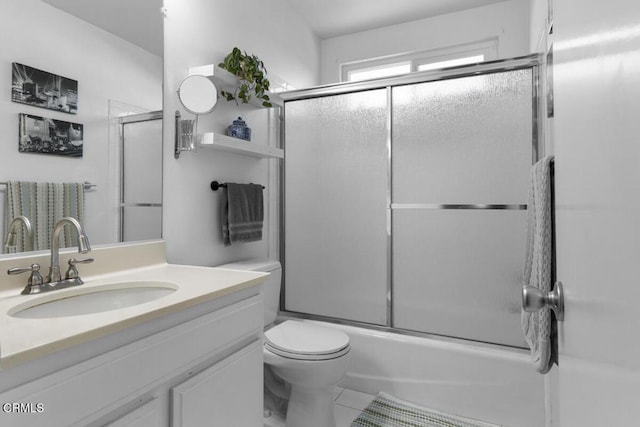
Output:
[{"xmin": 0, "ymin": 240, "xmax": 266, "ymax": 426}]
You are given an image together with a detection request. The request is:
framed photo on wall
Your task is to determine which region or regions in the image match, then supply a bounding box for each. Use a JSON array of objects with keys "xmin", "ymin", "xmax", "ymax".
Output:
[
  {"xmin": 11, "ymin": 63, "xmax": 78, "ymax": 114},
  {"xmin": 19, "ymin": 113, "xmax": 83, "ymax": 157}
]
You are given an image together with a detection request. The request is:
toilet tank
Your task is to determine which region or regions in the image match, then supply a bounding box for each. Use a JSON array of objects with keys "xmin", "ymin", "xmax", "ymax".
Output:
[{"xmin": 215, "ymin": 259, "xmax": 282, "ymax": 326}]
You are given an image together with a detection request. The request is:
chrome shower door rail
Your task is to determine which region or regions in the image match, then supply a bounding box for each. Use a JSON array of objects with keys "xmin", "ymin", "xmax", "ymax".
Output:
[{"xmin": 390, "ymin": 204, "xmax": 527, "ymax": 210}]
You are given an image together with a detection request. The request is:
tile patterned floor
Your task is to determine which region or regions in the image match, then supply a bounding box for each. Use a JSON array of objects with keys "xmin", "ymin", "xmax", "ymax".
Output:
[
  {"xmin": 334, "ymin": 388, "xmax": 376, "ymax": 427},
  {"xmin": 263, "ymin": 387, "xmax": 375, "ymax": 427}
]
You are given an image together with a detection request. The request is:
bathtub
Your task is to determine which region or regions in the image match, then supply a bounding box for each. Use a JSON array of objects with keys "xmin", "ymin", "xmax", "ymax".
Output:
[{"xmin": 299, "ymin": 319, "xmax": 546, "ymax": 427}]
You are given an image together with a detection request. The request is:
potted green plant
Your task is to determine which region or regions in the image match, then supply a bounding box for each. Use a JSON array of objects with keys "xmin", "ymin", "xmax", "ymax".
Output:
[{"xmin": 218, "ymin": 47, "xmax": 272, "ymax": 107}]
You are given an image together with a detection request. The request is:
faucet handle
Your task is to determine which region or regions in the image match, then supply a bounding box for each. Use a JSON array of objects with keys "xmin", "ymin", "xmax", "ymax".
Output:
[
  {"xmin": 65, "ymin": 257, "xmax": 94, "ymax": 280},
  {"xmin": 9, "ymin": 264, "xmax": 45, "ymax": 295}
]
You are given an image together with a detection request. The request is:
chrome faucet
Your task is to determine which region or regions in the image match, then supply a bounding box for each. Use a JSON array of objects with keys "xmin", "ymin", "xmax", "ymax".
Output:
[
  {"xmin": 4, "ymin": 215, "xmax": 34, "ymax": 252},
  {"xmin": 46, "ymin": 217, "xmax": 91, "ymax": 283},
  {"xmin": 8, "ymin": 217, "xmax": 93, "ymax": 295}
]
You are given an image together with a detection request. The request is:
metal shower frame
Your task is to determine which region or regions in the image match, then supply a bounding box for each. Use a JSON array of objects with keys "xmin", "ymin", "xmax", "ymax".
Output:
[{"xmin": 277, "ymin": 53, "xmax": 543, "ymax": 350}]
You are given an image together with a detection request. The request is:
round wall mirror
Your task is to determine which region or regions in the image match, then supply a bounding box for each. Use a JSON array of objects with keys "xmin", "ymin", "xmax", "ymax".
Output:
[{"xmin": 177, "ymin": 75, "xmax": 218, "ymax": 114}]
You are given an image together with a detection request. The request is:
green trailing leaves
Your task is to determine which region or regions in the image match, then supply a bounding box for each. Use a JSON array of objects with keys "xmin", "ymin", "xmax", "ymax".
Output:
[{"xmin": 218, "ymin": 47, "xmax": 273, "ymax": 108}]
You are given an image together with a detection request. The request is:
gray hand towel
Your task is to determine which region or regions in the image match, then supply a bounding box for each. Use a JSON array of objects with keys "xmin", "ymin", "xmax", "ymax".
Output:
[
  {"xmin": 221, "ymin": 183, "xmax": 264, "ymax": 246},
  {"xmin": 521, "ymin": 155, "xmax": 554, "ymax": 374}
]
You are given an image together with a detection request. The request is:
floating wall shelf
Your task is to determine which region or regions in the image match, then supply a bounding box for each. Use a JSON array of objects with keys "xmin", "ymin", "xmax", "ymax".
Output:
[
  {"xmin": 189, "ymin": 64, "xmax": 284, "ymax": 108},
  {"xmin": 199, "ymin": 133, "xmax": 284, "ymax": 159}
]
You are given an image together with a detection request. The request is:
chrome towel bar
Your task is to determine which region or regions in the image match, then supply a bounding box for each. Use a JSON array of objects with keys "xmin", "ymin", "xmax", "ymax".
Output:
[
  {"xmin": 0, "ymin": 181, "xmax": 96, "ymax": 190},
  {"xmin": 390, "ymin": 203, "xmax": 526, "ymax": 210}
]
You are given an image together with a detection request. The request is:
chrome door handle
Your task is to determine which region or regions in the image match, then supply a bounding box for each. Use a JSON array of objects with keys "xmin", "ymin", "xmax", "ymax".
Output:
[{"xmin": 522, "ymin": 281, "xmax": 564, "ymax": 321}]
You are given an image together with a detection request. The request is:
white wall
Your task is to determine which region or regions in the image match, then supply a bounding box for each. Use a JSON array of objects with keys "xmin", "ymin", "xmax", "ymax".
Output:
[
  {"xmin": 529, "ymin": 0, "xmax": 550, "ymax": 53},
  {"xmin": 162, "ymin": 0, "xmax": 319, "ymax": 266},
  {"xmin": 320, "ymin": 0, "xmax": 530, "ymax": 84},
  {"xmin": 0, "ymin": 0, "xmax": 162, "ymax": 247}
]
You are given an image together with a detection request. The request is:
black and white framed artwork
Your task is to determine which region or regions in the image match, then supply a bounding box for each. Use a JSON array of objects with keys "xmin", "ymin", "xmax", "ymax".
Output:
[
  {"xmin": 19, "ymin": 113, "xmax": 83, "ymax": 157},
  {"xmin": 11, "ymin": 63, "xmax": 78, "ymax": 114}
]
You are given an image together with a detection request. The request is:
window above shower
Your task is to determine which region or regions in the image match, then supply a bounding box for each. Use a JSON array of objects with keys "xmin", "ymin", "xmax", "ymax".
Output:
[{"xmin": 341, "ymin": 39, "xmax": 498, "ymax": 82}]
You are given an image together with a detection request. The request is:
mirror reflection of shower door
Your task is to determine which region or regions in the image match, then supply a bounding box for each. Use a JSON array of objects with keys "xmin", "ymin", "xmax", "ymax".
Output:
[{"xmin": 120, "ymin": 112, "xmax": 162, "ymax": 242}]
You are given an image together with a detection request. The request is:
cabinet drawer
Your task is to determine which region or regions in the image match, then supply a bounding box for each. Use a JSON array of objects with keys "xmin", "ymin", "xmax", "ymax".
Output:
[{"xmin": 104, "ymin": 398, "xmax": 160, "ymax": 427}]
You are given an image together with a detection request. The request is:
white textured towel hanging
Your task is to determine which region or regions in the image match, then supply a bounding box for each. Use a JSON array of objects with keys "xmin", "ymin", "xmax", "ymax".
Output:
[{"xmin": 521, "ymin": 155, "xmax": 554, "ymax": 374}]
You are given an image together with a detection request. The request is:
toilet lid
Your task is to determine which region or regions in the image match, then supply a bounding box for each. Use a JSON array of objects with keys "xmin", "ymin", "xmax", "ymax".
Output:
[{"xmin": 264, "ymin": 320, "xmax": 350, "ymax": 359}]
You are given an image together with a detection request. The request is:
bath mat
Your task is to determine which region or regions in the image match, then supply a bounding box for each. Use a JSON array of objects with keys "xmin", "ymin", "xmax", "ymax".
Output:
[{"xmin": 351, "ymin": 392, "xmax": 500, "ymax": 427}]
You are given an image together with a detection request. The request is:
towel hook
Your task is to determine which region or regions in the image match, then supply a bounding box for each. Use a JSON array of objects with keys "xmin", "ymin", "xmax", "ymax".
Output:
[{"xmin": 522, "ymin": 281, "xmax": 564, "ymax": 321}]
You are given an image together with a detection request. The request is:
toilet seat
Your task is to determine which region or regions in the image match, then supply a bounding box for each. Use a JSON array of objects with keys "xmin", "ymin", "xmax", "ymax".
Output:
[{"xmin": 264, "ymin": 320, "xmax": 350, "ymax": 361}]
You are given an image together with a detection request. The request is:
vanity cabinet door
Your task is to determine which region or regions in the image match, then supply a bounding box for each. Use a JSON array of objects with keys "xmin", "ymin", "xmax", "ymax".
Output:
[
  {"xmin": 171, "ymin": 340, "xmax": 263, "ymax": 427},
  {"xmin": 0, "ymin": 294, "xmax": 262, "ymax": 427}
]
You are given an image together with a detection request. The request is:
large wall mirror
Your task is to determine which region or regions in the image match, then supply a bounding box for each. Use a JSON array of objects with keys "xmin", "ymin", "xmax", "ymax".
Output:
[{"xmin": 0, "ymin": 0, "xmax": 163, "ymax": 254}]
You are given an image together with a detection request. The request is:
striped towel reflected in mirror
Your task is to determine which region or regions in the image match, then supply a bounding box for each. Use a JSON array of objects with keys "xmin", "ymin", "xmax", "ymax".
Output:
[{"xmin": 4, "ymin": 181, "xmax": 85, "ymax": 252}]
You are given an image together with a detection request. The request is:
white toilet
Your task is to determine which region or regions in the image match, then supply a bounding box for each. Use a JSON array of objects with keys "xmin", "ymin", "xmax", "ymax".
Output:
[{"xmin": 216, "ymin": 259, "xmax": 351, "ymax": 427}]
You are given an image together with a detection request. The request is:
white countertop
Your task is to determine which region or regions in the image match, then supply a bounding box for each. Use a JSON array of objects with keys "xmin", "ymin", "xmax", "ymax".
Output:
[{"xmin": 0, "ymin": 242, "xmax": 268, "ymax": 369}]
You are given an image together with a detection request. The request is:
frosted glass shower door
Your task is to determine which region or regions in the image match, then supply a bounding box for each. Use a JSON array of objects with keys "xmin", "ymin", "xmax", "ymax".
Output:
[
  {"xmin": 284, "ymin": 90, "xmax": 389, "ymax": 325},
  {"xmin": 392, "ymin": 69, "xmax": 533, "ymax": 347}
]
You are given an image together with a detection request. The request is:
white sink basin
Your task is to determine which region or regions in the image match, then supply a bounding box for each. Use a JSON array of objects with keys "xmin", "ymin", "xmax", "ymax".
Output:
[{"xmin": 9, "ymin": 281, "xmax": 178, "ymax": 319}]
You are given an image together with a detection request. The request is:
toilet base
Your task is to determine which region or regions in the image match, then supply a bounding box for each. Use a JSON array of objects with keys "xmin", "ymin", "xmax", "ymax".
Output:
[
  {"xmin": 285, "ymin": 384, "xmax": 336, "ymax": 427},
  {"xmin": 262, "ymin": 320, "xmax": 352, "ymax": 427}
]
